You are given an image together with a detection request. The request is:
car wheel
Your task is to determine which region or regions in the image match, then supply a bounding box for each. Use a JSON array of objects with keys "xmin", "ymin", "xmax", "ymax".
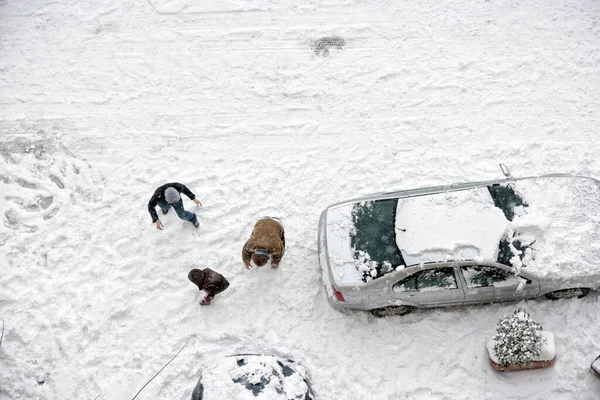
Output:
[
  {"xmin": 545, "ymin": 288, "xmax": 590, "ymax": 300},
  {"xmin": 370, "ymin": 305, "xmax": 413, "ymax": 317}
]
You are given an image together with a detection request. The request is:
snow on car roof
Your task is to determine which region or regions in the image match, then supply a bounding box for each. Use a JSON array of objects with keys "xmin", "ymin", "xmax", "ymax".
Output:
[{"xmin": 395, "ymin": 187, "xmax": 508, "ymax": 266}]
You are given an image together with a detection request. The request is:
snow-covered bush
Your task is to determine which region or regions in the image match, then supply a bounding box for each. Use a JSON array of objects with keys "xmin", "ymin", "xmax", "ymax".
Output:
[{"xmin": 492, "ymin": 308, "xmax": 547, "ymax": 366}]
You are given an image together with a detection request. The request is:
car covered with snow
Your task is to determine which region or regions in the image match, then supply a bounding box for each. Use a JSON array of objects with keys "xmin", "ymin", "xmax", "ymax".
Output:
[
  {"xmin": 191, "ymin": 353, "xmax": 315, "ymax": 400},
  {"xmin": 318, "ymin": 171, "xmax": 600, "ymax": 316}
]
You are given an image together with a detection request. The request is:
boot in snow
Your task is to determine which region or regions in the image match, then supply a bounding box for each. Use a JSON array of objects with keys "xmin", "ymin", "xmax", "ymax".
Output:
[{"xmin": 200, "ymin": 298, "xmax": 211, "ymax": 306}]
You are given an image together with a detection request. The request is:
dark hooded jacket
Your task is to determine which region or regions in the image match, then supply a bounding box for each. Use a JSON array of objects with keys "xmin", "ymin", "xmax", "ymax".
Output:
[
  {"xmin": 188, "ymin": 268, "xmax": 230, "ymax": 299},
  {"xmin": 242, "ymin": 218, "xmax": 285, "ymax": 265},
  {"xmin": 148, "ymin": 182, "xmax": 196, "ymax": 223}
]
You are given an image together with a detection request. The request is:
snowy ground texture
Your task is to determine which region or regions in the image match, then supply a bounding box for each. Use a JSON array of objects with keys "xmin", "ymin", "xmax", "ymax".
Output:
[{"xmin": 1, "ymin": 0, "xmax": 600, "ymax": 399}]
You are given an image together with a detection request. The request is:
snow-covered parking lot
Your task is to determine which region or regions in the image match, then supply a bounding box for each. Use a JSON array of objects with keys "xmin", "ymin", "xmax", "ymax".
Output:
[{"xmin": 1, "ymin": 0, "xmax": 600, "ymax": 399}]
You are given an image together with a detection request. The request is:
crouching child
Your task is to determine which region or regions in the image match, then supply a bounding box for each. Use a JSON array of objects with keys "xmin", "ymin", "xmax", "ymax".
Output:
[{"xmin": 188, "ymin": 268, "xmax": 230, "ymax": 306}]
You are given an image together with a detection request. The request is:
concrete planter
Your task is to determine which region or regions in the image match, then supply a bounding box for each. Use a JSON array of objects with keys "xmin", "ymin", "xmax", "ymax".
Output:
[{"xmin": 486, "ymin": 331, "xmax": 556, "ymax": 372}]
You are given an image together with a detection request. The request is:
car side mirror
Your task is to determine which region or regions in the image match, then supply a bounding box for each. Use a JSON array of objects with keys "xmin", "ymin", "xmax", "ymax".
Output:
[{"xmin": 515, "ymin": 279, "xmax": 526, "ymax": 294}]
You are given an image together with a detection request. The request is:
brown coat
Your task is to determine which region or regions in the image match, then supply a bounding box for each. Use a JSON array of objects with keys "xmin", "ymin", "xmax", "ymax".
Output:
[
  {"xmin": 242, "ymin": 218, "xmax": 285, "ymax": 265},
  {"xmin": 188, "ymin": 268, "xmax": 230, "ymax": 301}
]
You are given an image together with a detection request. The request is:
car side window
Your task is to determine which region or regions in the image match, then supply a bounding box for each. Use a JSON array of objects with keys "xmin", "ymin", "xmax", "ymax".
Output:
[
  {"xmin": 393, "ymin": 275, "xmax": 417, "ymax": 292},
  {"xmin": 417, "ymin": 268, "xmax": 458, "ymax": 291},
  {"xmin": 461, "ymin": 265, "xmax": 519, "ymax": 288},
  {"xmin": 393, "ymin": 268, "xmax": 458, "ymax": 292}
]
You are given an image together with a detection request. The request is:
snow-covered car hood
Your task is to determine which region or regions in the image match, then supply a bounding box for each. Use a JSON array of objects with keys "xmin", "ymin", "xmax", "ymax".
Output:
[{"xmin": 503, "ymin": 177, "xmax": 600, "ymax": 278}]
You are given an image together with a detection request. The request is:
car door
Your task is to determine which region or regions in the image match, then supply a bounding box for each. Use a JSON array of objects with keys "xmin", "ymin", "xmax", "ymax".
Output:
[
  {"xmin": 391, "ymin": 266, "xmax": 465, "ymax": 306},
  {"xmin": 459, "ymin": 264, "xmax": 539, "ymax": 304}
]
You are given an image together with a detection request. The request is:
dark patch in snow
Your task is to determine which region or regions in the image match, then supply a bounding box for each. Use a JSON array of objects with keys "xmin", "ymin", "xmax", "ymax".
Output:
[
  {"xmin": 49, "ymin": 175, "xmax": 64, "ymax": 189},
  {"xmin": 4, "ymin": 210, "xmax": 19, "ymax": 230},
  {"xmin": 38, "ymin": 196, "xmax": 54, "ymax": 210},
  {"xmin": 311, "ymin": 36, "xmax": 346, "ymax": 56},
  {"xmin": 0, "ymin": 232, "xmax": 9, "ymax": 247},
  {"xmin": 15, "ymin": 178, "xmax": 37, "ymax": 189},
  {"xmin": 43, "ymin": 208, "xmax": 60, "ymax": 220},
  {"xmin": 0, "ymin": 137, "xmax": 51, "ymax": 160},
  {"xmin": 23, "ymin": 203, "xmax": 39, "ymax": 212}
]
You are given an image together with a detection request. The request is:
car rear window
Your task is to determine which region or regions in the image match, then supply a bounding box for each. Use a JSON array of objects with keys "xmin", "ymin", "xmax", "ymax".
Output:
[{"xmin": 351, "ymin": 199, "xmax": 406, "ymax": 282}]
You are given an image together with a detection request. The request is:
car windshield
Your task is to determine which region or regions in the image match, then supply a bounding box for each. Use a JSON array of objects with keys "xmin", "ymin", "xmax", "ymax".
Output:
[
  {"xmin": 487, "ymin": 183, "xmax": 535, "ymax": 268},
  {"xmin": 351, "ymin": 199, "xmax": 406, "ymax": 282},
  {"xmin": 487, "ymin": 183, "xmax": 528, "ymax": 221}
]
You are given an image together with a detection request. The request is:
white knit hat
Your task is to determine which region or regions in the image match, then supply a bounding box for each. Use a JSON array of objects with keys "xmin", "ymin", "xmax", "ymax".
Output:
[{"xmin": 165, "ymin": 187, "xmax": 181, "ymax": 204}]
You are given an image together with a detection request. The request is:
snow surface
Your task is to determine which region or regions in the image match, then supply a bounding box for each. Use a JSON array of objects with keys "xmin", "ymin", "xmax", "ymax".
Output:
[{"xmin": 1, "ymin": 0, "xmax": 600, "ymax": 399}]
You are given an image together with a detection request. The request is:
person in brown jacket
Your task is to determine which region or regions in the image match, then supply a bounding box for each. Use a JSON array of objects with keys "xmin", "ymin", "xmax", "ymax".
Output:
[
  {"xmin": 242, "ymin": 217, "xmax": 285, "ymax": 270},
  {"xmin": 188, "ymin": 268, "xmax": 230, "ymax": 306}
]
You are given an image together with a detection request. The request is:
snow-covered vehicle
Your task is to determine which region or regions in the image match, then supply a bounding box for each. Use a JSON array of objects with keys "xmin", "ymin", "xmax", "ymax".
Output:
[
  {"xmin": 191, "ymin": 354, "xmax": 315, "ymax": 400},
  {"xmin": 318, "ymin": 169, "xmax": 600, "ymax": 317}
]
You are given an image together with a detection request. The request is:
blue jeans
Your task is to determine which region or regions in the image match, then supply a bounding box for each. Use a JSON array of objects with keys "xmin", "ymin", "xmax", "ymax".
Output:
[{"xmin": 158, "ymin": 200, "xmax": 197, "ymax": 224}]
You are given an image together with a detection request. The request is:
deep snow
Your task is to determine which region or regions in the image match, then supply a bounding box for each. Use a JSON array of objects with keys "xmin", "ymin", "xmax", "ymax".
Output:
[{"xmin": 1, "ymin": 0, "xmax": 600, "ymax": 399}]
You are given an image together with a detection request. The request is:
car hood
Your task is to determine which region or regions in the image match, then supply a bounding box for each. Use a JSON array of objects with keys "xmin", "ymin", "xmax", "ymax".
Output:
[{"xmin": 505, "ymin": 177, "xmax": 600, "ymax": 278}]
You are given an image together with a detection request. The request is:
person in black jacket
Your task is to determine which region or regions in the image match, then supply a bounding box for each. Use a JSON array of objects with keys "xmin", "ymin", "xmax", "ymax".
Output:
[
  {"xmin": 148, "ymin": 182, "xmax": 202, "ymax": 230},
  {"xmin": 188, "ymin": 268, "xmax": 230, "ymax": 305}
]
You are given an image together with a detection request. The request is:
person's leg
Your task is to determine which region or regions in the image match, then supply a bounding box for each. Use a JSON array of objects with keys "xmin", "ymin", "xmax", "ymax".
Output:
[
  {"xmin": 172, "ymin": 200, "xmax": 197, "ymax": 223},
  {"xmin": 157, "ymin": 201, "xmax": 171, "ymax": 214},
  {"xmin": 201, "ymin": 292, "xmax": 214, "ymax": 305},
  {"xmin": 201, "ymin": 279, "xmax": 229, "ymax": 305}
]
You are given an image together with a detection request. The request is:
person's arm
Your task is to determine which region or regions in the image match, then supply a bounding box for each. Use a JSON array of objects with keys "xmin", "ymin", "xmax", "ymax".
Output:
[
  {"xmin": 173, "ymin": 182, "xmax": 196, "ymax": 200},
  {"xmin": 272, "ymin": 239, "xmax": 285, "ymax": 264},
  {"xmin": 271, "ymin": 238, "xmax": 285, "ymax": 267},
  {"xmin": 204, "ymin": 273, "xmax": 227, "ymax": 296},
  {"xmin": 242, "ymin": 241, "xmax": 252, "ymax": 267},
  {"xmin": 272, "ymin": 252, "xmax": 283, "ymax": 265},
  {"xmin": 220, "ymin": 278, "xmax": 230, "ymax": 292},
  {"xmin": 204, "ymin": 284, "xmax": 217, "ymax": 298},
  {"xmin": 148, "ymin": 194, "xmax": 159, "ymax": 223}
]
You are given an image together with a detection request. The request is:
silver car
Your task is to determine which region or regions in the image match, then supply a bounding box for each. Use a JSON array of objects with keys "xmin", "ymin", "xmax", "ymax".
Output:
[{"xmin": 318, "ymin": 168, "xmax": 600, "ymax": 317}]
